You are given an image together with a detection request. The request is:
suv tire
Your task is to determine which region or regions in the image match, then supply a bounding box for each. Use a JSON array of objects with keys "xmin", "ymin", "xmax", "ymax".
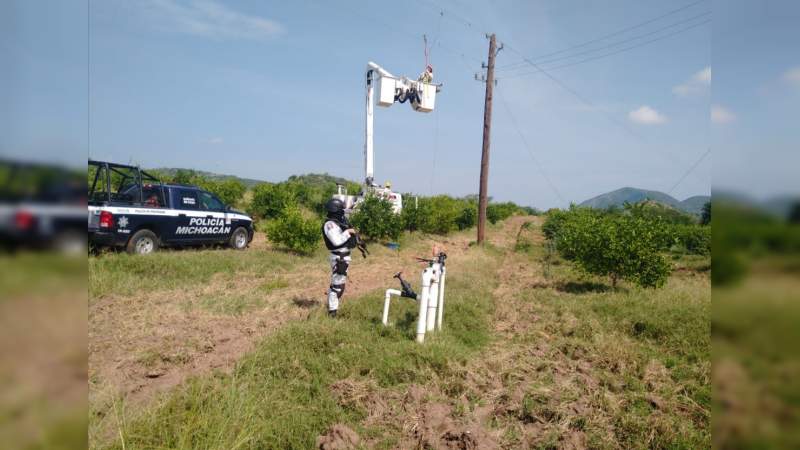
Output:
[
  {"xmin": 127, "ymin": 229, "xmax": 159, "ymax": 255},
  {"xmin": 229, "ymin": 227, "xmax": 248, "ymax": 250}
]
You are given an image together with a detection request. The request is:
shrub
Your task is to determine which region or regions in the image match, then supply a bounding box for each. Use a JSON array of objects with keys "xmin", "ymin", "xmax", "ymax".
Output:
[
  {"xmin": 623, "ymin": 201, "xmax": 695, "ymax": 225},
  {"xmin": 349, "ymin": 195, "xmax": 402, "ymax": 241},
  {"xmin": 487, "ymin": 202, "xmax": 518, "ymax": 224},
  {"xmin": 198, "ymin": 179, "xmax": 246, "ymax": 207},
  {"xmin": 417, "ymin": 196, "xmax": 462, "ymax": 235},
  {"xmin": 700, "ymin": 202, "xmax": 711, "ymax": 226},
  {"xmin": 456, "ymin": 203, "xmax": 477, "ymax": 230},
  {"xmin": 673, "ymin": 225, "xmax": 711, "ymax": 255},
  {"xmin": 250, "ymin": 183, "xmax": 297, "ymax": 219},
  {"xmin": 400, "ymin": 199, "xmax": 420, "ymax": 231},
  {"xmin": 556, "ymin": 211, "xmax": 671, "ymax": 288},
  {"xmin": 542, "ymin": 209, "xmax": 568, "ymax": 240},
  {"xmin": 264, "ymin": 207, "xmax": 320, "ymax": 254}
]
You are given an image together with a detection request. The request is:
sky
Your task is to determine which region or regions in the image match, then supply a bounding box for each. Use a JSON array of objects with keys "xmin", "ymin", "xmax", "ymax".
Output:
[
  {"xmin": 712, "ymin": 0, "xmax": 800, "ymax": 200},
  {"xmin": 12, "ymin": 0, "xmax": 788, "ymax": 209}
]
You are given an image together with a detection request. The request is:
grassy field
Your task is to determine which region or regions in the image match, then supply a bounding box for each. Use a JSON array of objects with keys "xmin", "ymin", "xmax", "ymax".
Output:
[
  {"xmin": 89, "ymin": 217, "xmax": 710, "ymax": 449},
  {"xmin": 0, "ymin": 254, "xmax": 87, "ymax": 450},
  {"xmin": 712, "ymin": 267, "xmax": 800, "ymax": 449}
]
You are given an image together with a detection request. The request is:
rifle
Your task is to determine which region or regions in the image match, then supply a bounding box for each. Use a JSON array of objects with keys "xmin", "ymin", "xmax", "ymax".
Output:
[{"xmin": 354, "ymin": 231, "xmax": 369, "ymax": 258}]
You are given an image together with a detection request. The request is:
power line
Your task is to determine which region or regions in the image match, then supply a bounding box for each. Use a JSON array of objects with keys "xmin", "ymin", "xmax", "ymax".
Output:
[
  {"xmin": 417, "ymin": 0, "xmax": 677, "ymax": 165},
  {"xmin": 497, "ymin": 0, "xmax": 707, "ymax": 70},
  {"xmin": 503, "ymin": 19, "xmax": 711, "ymax": 79},
  {"xmin": 668, "ymin": 147, "xmax": 710, "ymax": 195},
  {"xmin": 315, "ymin": 0, "xmax": 482, "ymax": 67},
  {"xmin": 413, "ymin": 0, "xmax": 488, "ymax": 34},
  {"xmin": 501, "ymin": 42, "xmax": 671, "ymax": 156},
  {"xmin": 497, "ymin": 11, "xmax": 710, "ymax": 72},
  {"xmin": 496, "ymin": 86, "xmax": 566, "ymax": 206}
]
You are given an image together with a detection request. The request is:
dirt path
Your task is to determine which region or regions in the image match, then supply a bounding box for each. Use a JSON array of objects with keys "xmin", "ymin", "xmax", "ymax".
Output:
[
  {"xmin": 89, "ymin": 225, "xmax": 481, "ymax": 430},
  {"xmin": 321, "ymin": 216, "xmax": 544, "ymax": 450}
]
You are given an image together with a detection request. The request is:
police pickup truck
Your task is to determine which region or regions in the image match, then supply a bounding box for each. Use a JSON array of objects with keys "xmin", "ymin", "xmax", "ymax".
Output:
[{"xmin": 88, "ymin": 160, "xmax": 254, "ymax": 254}]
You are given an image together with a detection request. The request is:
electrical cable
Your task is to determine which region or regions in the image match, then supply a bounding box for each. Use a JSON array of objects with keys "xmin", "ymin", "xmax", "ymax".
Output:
[
  {"xmin": 497, "ymin": 87, "xmax": 567, "ymax": 206},
  {"xmin": 667, "ymin": 147, "xmax": 710, "ymax": 195},
  {"xmin": 497, "ymin": 0, "xmax": 708, "ymax": 69},
  {"xmin": 497, "ymin": 11, "xmax": 710, "ymax": 72},
  {"xmin": 503, "ymin": 19, "xmax": 711, "ymax": 79}
]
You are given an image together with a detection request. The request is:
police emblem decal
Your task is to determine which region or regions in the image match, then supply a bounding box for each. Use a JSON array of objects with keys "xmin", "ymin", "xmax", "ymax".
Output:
[{"xmin": 118, "ymin": 216, "xmax": 129, "ymax": 228}]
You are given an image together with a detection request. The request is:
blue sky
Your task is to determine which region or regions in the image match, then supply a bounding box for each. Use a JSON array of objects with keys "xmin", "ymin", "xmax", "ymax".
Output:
[
  {"xmin": 1, "ymin": 1, "xmax": 733, "ymax": 208},
  {"xmin": 712, "ymin": 0, "xmax": 800, "ymax": 199}
]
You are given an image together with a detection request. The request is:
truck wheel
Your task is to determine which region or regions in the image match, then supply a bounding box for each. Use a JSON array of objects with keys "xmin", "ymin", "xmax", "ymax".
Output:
[
  {"xmin": 127, "ymin": 229, "xmax": 159, "ymax": 255},
  {"xmin": 229, "ymin": 227, "xmax": 248, "ymax": 250},
  {"xmin": 53, "ymin": 231, "xmax": 87, "ymax": 255}
]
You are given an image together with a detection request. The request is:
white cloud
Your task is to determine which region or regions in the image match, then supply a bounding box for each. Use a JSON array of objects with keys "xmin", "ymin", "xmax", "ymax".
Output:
[
  {"xmin": 673, "ymin": 66, "xmax": 711, "ymax": 96},
  {"xmin": 782, "ymin": 66, "xmax": 800, "ymax": 87},
  {"xmin": 628, "ymin": 105, "xmax": 667, "ymax": 125},
  {"xmin": 201, "ymin": 137, "xmax": 224, "ymax": 144},
  {"xmin": 711, "ymin": 105, "xmax": 735, "ymax": 124},
  {"xmin": 143, "ymin": 0, "xmax": 284, "ymax": 41},
  {"xmin": 693, "ymin": 66, "xmax": 712, "ymax": 84}
]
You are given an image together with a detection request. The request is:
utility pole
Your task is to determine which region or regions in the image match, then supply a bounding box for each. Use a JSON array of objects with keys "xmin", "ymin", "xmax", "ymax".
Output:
[{"xmin": 477, "ymin": 33, "xmax": 497, "ymax": 244}]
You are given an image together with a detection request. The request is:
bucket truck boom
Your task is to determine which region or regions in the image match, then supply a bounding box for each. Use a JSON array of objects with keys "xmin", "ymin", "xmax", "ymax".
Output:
[{"xmin": 335, "ymin": 62, "xmax": 441, "ymax": 215}]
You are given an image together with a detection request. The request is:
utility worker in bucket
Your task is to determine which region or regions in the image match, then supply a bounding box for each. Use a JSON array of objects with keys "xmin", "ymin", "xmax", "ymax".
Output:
[
  {"xmin": 419, "ymin": 64, "xmax": 434, "ymax": 84},
  {"xmin": 322, "ymin": 198, "xmax": 358, "ymax": 317}
]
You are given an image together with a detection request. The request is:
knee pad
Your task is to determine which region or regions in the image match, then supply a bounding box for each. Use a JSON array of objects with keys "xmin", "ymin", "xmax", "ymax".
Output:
[{"xmin": 330, "ymin": 283, "xmax": 345, "ymax": 299}]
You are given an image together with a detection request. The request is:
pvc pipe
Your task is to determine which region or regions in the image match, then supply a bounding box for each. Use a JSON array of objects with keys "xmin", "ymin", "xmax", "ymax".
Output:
[
  {"xmin": 426, "ymin": 264, "xmax": 440, "ymax": 332},
  {"xmin": 436, "ymin": 267, "xmax": 446, "ymax": 330},
  {"xmin": 416, "ymin": 267, "xmax": 434, "ymax": 343},
  {"xmin": 382, "ymin": 289, "xmax": 401, "ymax": 326}
]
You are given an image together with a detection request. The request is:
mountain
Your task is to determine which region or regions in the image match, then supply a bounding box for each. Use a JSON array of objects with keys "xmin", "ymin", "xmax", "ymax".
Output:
[
  {"xmin": 579, "ymin": 187, "xmax": 710, "ymax": 214},
  {"xmin": 679, "ymin": 196, "xmax": 711, "ymax": 215}
]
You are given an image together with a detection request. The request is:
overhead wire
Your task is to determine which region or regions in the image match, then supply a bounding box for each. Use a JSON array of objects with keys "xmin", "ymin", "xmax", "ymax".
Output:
[
  {"xmin": 667, "ymin": 147, "xmax": 711, "ymax": 195},
  {"xmin": 502, "ymin": 19, "xmax": 711, "ymax": 79},
  {"xmin": 497, "ymin": 86, "xmax": 567, "ymax": 206},
  {"xmin": 315, "ymin": 0, "xmax": 482, "ymax": 67},
  {"xmin": 497, "ymin": 11, "xmax": 710, "ymax": 73},
  {"xmin": 497, "ymin": 0, "xmax": 708, "ymax": 69},
  {"xmin": 419, "ymin": 0, "xmax": 688, "ymax": 193}
]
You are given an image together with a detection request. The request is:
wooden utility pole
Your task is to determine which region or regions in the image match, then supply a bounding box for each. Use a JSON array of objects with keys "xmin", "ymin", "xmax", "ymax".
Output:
[{"xmin": 477, "ymin": 33, "xmax": 497, "ymax": 244}]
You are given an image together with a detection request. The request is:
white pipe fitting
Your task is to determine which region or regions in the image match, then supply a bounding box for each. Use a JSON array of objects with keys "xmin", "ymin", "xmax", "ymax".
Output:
[
  {"xmin": 436, "ymin": 267, "xmax": 446, "ymax": 330},
  {"xmin": 382, "ymin": 289, "xmax": 401, "ymax": 326},
  {"xmin": 416, "ymin": 267, "xmax": 435, "ymax": 343},
  {"xmin": 426, "ymin": 263, "xmax": 441, "ymax": 332},
  {"xmin": 382, "ymin": 263, "xmax": 446, "ymax": 343}
]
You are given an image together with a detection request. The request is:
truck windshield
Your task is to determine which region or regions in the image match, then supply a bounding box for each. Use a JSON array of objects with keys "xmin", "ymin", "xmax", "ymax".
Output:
[{"xmin": 199, "ymin": 191, "xmax": 225, "ymax": 211}]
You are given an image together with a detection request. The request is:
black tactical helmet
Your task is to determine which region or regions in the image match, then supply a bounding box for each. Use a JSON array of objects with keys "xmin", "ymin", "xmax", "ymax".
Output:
[{"xmin": 325, "ymin": 198, "xmax": 345, "ymax": 215}]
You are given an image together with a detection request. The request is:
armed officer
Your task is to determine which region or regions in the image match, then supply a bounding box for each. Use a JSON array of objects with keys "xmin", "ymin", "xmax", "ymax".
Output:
[{"xmin": 322, "ymin": 198, "xmax": 357, "ymax": 317}]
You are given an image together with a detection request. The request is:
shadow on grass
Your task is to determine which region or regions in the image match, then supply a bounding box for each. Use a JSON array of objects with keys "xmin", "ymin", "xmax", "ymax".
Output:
[
  {"xmin": 555, "ymin": 281, "xmax": 611, "ymax": 294},
  {"xmin": 292, "ymin": 297, "xmax": 319, "ymax": 308}
]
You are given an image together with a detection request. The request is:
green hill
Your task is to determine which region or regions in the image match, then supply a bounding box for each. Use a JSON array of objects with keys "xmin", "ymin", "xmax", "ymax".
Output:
[
  {"xmin": 151, "ymin": 167, "xmax": 267, "ymax": 188},
  {"xmin": 150, "ymin": 169, "xmax": 357, "ymax": 190},
  {"xmin": 679, "ymin": 195, "xmax": 711, "ymax": 215},
  {"xmin": 579, "ymin": 187, "xmax": 709, "ymax": 214}
]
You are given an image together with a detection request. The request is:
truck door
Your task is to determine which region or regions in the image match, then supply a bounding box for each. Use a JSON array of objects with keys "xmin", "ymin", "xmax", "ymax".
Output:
[
  {"xmin": 169, "ymin": 188, "xmax": 201, "ymax": 244},
  {"xmin": 197, "ymin": 191, "xmax": 230, "ymax": 242}
]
